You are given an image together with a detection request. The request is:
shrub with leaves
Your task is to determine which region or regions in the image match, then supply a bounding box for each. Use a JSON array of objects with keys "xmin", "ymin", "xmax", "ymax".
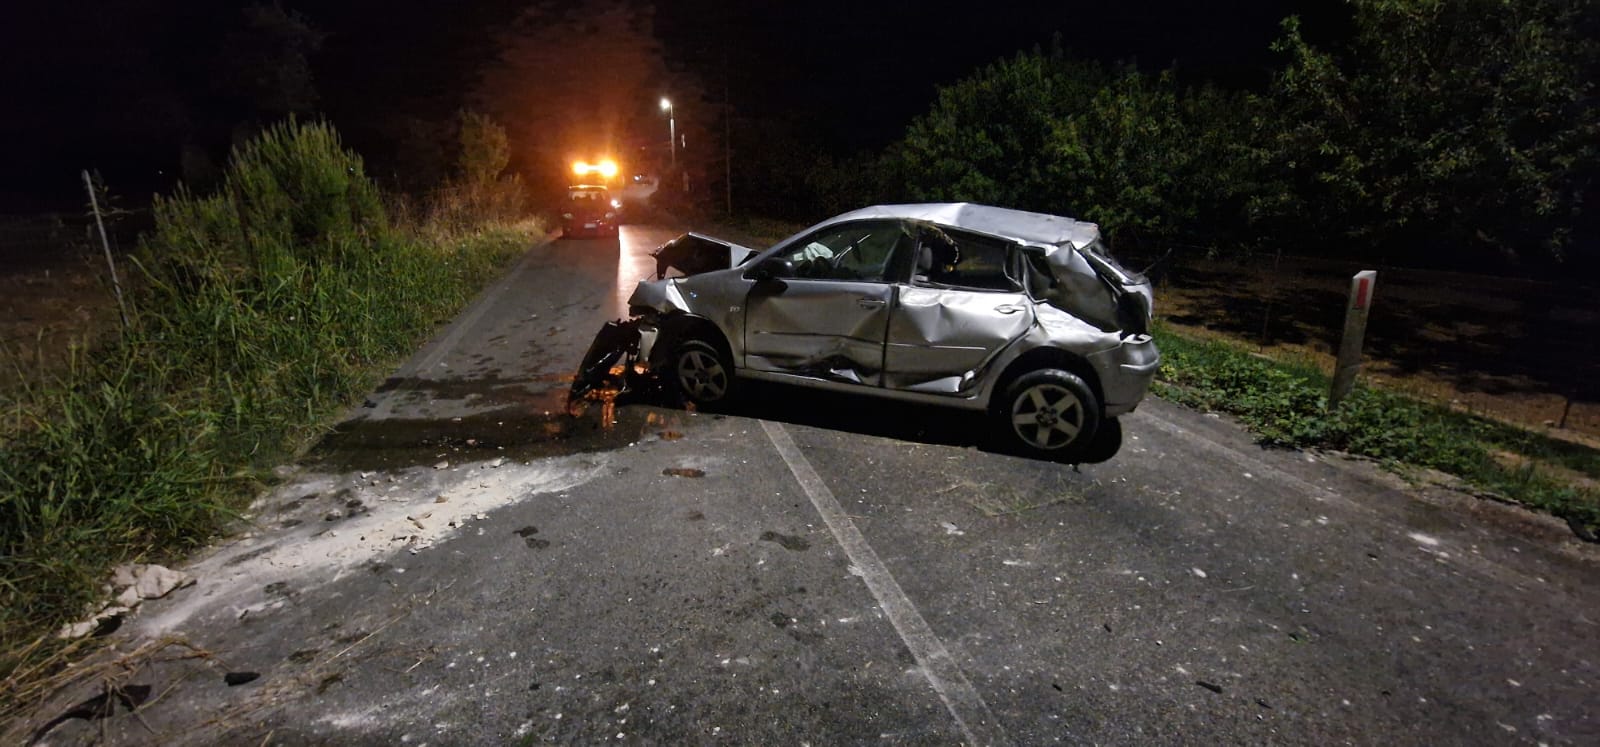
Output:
[
  {"xmin": 0, "ymin": 120, "xmax": 530, "ymax": 661},
  {"xmin": 1263, "ymin": 0, "xmax": 1599, "ymax": 266},
  {"xmin": 897, "ymin": 44, "xmax": 1268, "ymax": 253}
]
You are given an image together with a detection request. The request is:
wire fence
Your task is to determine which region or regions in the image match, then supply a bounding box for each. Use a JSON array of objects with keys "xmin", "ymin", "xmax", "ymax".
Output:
[{"xmin": 0, "ymin": 210, "xmax": 148, "ymax": 271}]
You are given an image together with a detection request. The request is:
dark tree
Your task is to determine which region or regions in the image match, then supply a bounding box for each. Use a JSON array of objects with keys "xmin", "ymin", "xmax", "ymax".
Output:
[
  {"xmin": 1264, "ymin": 0, "xmax": 1599, "ymax": 267},
  {"xmin": 473, "ymin": 0, "xmax": 676, "ymax": 195}
]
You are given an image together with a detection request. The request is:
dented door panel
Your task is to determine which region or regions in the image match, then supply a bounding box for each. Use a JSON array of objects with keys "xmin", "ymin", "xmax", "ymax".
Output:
[
  {"xmin": 743, "ymin": 280, "xmax": 894, "ymax": 386},
  {"xmin": 883, "ymin": 287, "xmax": 1033, "ymax": 393}
]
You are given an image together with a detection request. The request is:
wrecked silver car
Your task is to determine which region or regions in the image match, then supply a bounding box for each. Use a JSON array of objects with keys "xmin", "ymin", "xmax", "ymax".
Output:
[{"xmin": 573, "ymin": 203, "xmax": 1159, "ymax": 460}]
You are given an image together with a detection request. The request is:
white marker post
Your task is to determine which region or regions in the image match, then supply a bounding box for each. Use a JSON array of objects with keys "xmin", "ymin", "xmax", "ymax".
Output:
[{"xmin": 1329, "ymin": 270, "xmax": 1377, "ymax": 409}]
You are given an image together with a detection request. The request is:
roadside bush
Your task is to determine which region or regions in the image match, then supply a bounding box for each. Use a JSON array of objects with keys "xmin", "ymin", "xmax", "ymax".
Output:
[
  {"xmin": 426, "ymin": 111, "xmax": 528, "ymax": 233},
  {"xmin": 886, "ymin": 2, "xmax": 1597, "ymax": 269},
  {"xmin": 1263, "ymin": 0, "xmax": 1599, "ymax": 267},
  {"xmin": 0, "ymin": 120, "xmax": 534, "ymax": 671},
  {"xmin": 896, "ymin": 45, "xmax": 1269, "ymax": 253}
]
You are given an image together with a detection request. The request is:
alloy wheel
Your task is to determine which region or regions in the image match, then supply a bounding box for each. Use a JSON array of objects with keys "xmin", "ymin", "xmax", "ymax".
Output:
[{"xmin": 1009, "ymin": 383, "xmax": 1084, "ymax": 450}]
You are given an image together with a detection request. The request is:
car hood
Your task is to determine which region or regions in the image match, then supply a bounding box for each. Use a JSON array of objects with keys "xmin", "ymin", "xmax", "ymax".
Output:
[{"xmin": 649, "ymin": 232, "xmax": 758, "ymax": 279}]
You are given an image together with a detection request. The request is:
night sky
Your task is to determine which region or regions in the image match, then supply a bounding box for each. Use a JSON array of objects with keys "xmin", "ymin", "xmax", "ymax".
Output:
[{"xmin": 1, "ymin": 0, "xmax": 1348, "ymax": 211}]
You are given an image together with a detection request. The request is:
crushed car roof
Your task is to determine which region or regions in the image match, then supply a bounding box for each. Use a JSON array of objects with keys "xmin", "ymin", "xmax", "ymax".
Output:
[{"xmin": 808, "ymin": 203, "xmax": 1102, "ymax": 250}]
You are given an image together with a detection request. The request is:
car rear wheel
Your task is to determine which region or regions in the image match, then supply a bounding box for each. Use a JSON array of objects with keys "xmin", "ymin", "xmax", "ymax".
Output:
[
  {"xmin": 998, "ymin": 369, "xmax": 1101, "ymax": 460},
  {"xmin": 669, "ymin": 339, "xmax": 735, "ymax": 407}
]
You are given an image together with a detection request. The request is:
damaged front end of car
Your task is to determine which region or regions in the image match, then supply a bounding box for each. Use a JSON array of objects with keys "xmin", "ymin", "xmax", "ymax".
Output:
[{"xmin": 567, "ymin": 233, "xmax": 754, "ymax": 413}]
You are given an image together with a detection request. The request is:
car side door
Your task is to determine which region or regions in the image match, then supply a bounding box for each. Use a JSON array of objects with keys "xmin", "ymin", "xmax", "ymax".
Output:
[
  {"xmin": 742, "ymin": 220, "xmax": 914, "ymax": 387},
  {"xmin": 883, "ymin": 226, "xmax": 1034, "ymax": 395}
]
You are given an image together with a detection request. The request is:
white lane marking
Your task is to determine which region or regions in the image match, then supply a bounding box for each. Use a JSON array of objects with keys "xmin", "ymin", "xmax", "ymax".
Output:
[
  {"xmin": 1136, "ymin": 409, "xmax": 1360, "ymax": 510},
  {"xmin": 371, "ymin": 242, "xmax": 541, "ymax": 419},
  {"xmin": 761, "ymin": 420, "xmax": 1010, "ymax": 747}
]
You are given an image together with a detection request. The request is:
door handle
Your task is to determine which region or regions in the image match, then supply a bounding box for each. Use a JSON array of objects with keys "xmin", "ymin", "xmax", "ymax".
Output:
[
  {"xmin": 995, "ymin": 304, "xmax": 1023, "ymax": 314},
  {"xmin": 856, "ymin": 298, "xmax": 887, "ymax": 309}
]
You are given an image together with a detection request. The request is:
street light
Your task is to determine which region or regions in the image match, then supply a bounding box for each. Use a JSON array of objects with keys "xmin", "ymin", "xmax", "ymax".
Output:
[{"xmin": 659, "ymin": 97, "xmax": 676, "ymax": 169}]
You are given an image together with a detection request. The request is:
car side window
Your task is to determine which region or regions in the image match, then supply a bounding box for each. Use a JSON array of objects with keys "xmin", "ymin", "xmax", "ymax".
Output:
[
  {"xmin": 776, "ymin": 222, "xmax": 910, "ymax": 282},
  {"xmin": 917, "ymin": 229, "xmax": 1022, "ymax": 292}
]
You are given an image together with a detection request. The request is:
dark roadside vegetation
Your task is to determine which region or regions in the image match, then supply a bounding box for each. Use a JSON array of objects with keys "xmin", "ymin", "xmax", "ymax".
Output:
[{"xmin": 0, "ymin": 120, "xmax": 538, "ymax": 714}]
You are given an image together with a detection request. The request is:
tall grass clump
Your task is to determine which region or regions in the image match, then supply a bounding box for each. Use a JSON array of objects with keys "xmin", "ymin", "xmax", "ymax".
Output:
[
  {"xmin": 0, "ymin": 120, "xmax": 533, "ymax": 678},
  {"xmin": 1151, "ymin": 324, "xmax": 1600, "ymax": 536}
]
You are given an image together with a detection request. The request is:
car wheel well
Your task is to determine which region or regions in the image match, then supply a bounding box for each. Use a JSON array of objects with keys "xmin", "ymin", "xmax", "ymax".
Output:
[
  {"xmin": 654, "ymin": 315, "xmax": 732, "ymax": 367},
  {"xmin": 991, "ymin": 349, "xmax": 1102, "ymax": 416}
]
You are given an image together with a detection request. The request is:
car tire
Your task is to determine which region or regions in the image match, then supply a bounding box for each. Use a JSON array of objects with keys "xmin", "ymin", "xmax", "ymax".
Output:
[
  {"xmin": 997, "ymin": 369, "xmax": 1101, "ymax": 461},
  {"xmin": 1078, "ymin": 416, "xmax": 1123, "ymax": 464},
  {"xmin": 668, "ymin": 338, "xmax": 735, "ymax": 408}
]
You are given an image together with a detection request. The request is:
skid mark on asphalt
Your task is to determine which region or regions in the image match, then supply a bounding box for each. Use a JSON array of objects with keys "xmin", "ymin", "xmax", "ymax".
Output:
[{"xmin": 760, "ymin": 420, "xmax": 1011, "ymax": 747}]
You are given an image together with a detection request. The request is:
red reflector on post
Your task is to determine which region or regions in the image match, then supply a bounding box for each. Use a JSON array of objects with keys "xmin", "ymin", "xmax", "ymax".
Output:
[{"xmin": 1354, "ymin": 277, "xmax": 1370, "ymax": 309}]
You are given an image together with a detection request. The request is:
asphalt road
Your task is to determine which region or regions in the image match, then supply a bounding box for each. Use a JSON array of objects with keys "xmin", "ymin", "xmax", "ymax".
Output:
[{"xmin": 26, "ymin": 225, "xmax": 1600, "ymax": 745}]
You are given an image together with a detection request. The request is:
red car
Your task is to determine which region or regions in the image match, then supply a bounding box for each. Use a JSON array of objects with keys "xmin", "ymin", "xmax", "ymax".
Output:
[{"xmin": 560, "ymin": 185, "xmax": 620, "ymax": 238}]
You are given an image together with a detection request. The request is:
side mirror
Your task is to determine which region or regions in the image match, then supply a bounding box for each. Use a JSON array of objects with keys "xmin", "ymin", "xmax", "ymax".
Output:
[{"xmin": 753, "ymin": 257, "xmax": 795, "ymax": 282}]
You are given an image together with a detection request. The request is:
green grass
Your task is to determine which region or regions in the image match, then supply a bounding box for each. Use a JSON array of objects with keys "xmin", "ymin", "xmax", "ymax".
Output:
[
  {"xmin": 0, "ymin": 121, "xmax": 541, "ymax": 694},
  {"xmin": 1151, "ymin": 323, "xmax": 1600, "ymax": 536}
]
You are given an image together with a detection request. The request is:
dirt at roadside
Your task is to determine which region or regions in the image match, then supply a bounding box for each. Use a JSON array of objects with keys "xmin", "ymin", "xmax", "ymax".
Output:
[
  {"xmin": 0, "ymin": 214, "xmax": 135, "ymax": 383},
  {"xmin": 1, "ymin": 255, "xmax": 124, "ymax": 381}
]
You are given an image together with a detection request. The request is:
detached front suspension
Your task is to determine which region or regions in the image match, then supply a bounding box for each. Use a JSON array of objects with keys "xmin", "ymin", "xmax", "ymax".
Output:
[{"xmin": 568, "ymin": 318, "xmax": 669, "ymax": 416}]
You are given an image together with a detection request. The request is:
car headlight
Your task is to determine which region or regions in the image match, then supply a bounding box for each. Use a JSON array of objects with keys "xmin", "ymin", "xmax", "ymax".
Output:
[{"xmin": 610, "ymin": 199, "xmax": 621, "ymax": 208}]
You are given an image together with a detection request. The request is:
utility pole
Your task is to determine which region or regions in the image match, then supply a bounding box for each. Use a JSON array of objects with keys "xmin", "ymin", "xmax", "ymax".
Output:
[
  {"xmin": 723, "ymin": 70, "xmax": 733, "ymax": 216},
  {"xmin": 659, "ymin": 98, "xmax": 676, "ymax": 169}
]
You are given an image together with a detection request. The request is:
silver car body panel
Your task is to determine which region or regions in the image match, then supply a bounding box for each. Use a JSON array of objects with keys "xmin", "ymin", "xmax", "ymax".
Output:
[
  {"xmin": 769, "ymin": 203, "xmax": 1103, "ymax": 252},
  {"xmin": 884, "ymin": 286, "xmax": 1032, "ymax": 394},
  {"xmin": 624, "ymin": 202, "xmax": 1158, "ymax": 414},
  {"xmin": 744, "ymin": 280, "xmax": 894, "ymax": 385}
]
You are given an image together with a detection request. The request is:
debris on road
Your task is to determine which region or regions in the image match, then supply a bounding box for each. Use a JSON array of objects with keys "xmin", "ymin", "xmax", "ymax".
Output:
[
  {"xmin": 57, "ymin": 564, "xmax": 195, "ymax": 639},
  {"xmin": 759, "ymin": 531, "xmax": 810, "ymax": 552},
  {"xmin": 941, "ymin": 521, "xmax": 965, "ymax": 536},
  {"xmin": 224, "ymin": 671, "xmax": 260, "ymax": 687},
  {"xmin": 514, "ymin": 526, "xmax": 551, "ymax": 550},
  {"xmin": 663, "ymin": 467, "xmax": 705, "ymax": 478},
  {"xmin": 1196, "ymin": 680, "xmax": 1224, "ymax": 694},
  {"xmin": 113, "ymin": 564, "xmax": 192, "ymax": 601}
]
